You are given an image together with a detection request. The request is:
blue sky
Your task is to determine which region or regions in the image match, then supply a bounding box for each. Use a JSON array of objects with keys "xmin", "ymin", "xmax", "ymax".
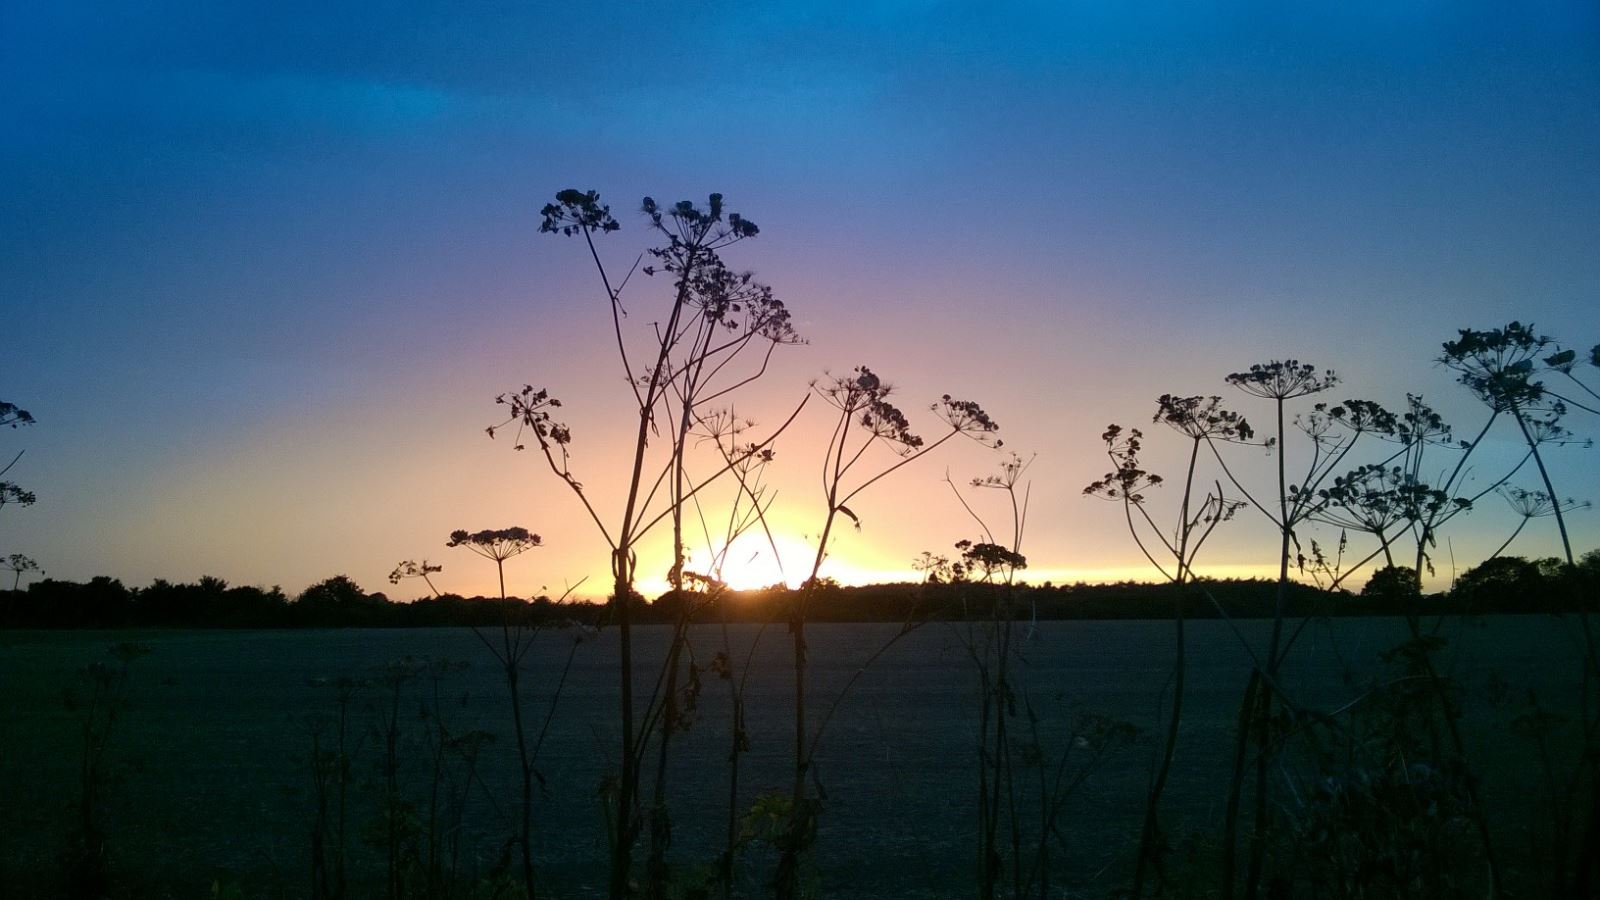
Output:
[{"xmin": 3, "ymin": 2, "xmax": 1597, "ymax": 597}]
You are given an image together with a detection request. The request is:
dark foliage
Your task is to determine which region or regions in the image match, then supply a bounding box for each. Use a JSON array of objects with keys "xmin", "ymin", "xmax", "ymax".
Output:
[
  {"xmin": 0, "ymin": 576, "xmax": 597, "ymax": 628},
  {"xmin": 6, "ymin": 557, "xmax": 1596, "ymax": 630}
]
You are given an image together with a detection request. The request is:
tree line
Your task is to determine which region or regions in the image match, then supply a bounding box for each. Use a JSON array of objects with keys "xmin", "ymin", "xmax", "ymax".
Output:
[{"xmin": 3, "ymin": 553, "xmax": 1594, "ymax": 629}]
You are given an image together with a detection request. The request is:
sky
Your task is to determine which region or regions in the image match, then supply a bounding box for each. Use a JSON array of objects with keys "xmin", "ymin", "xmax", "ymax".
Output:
[{"xmin": 3, "ymin": 1, "xmax": 1598, "ymax": 600}]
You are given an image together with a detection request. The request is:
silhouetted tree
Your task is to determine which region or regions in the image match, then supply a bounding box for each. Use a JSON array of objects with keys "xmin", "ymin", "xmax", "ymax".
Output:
[
  {"xmin": 295, "ymin": 576, "xmax": 376, "ymax": 626},
  {"xmin": 1361, "ymin": 564, "xmax": 1422, "ymax": 604},
  {"xmin": 1450, "ymin": 556, "xmax": 1552, "ymax": 607},
  {"xmin": 298, "ymin": 575, "xmax": 368, "ymax": 607}
]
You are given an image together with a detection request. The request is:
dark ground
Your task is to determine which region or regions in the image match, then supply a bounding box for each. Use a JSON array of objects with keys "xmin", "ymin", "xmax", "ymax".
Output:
[{"xmin": 0, "ymin": 616, "xmax": 1586, "ymax": 898}]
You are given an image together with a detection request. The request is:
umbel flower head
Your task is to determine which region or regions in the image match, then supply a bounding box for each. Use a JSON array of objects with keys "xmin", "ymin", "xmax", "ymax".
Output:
[
  {"xmin": 1084, "ymin": 425, "xmax": 1162, "ymax": 504},
  {"xmin": 446, "ymin": 527, "xmax": 542, "ymax": 562},
  {"xmin": 814, "ymin": 367, "xmax": 1000, "ymax": 454},
  {"xmin": 1226, "ymin": 360, "xmax": 1338, "ymax": 401},
  {"xmin": 1154, "ymin": 394, "xmax": 1254, "ymax": 441},
  {"xmin": 388, "ymin": 559, "xmax": 442, "ymax": 585},
  {"xmin": 1498, "ymin": 486, "xmax": 1589, "ymax": 520},
  {"xmin": 1439, "ymin": 321, "xmax": 1555, "ymax": 412}
]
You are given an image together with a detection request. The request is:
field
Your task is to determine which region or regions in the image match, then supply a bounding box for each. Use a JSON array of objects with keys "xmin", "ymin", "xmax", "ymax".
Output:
[{"xmin": 0, "ymin": 617, "xmax": 1586, "ymax": 898}]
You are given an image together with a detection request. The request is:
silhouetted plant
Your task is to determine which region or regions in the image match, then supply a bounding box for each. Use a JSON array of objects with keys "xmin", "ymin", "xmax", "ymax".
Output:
[
  {"xmin": 1506, "ymin": 688, "xmax": 1579, "ymax": 896},
  {"xmin": 1281, "ymin": 537, "xmax": 1507, "ymax": 900},
  {"xmin": 1314, "ymin": 453, "xmax": 1463, "ymax": 578},
  {"xmin": 388, "ymin": 560, "xmax": 444, "ymax": 598},
  {"xmin": 949, "ymin": 451, "xmax": 1064, "ymax": 899},
  {"xmin": 641, "ymin": 266, "xmax": 799, "ymax": 895},
  {"xmin": 773, "ymin": 368, "xmax": 998, "ymax": 899},
  {"xmin": 1316, "ymin": 394, "xmax": 1530, "ymax": 895},
  {"xmin": 1443, "ymin": 322, "xmax": 1597, "ymax": 896},
  {"xmin": 0, "ymin": 400, "xmax": 36, "ymax": 500},
  {"xmin": 0, "ymin": 400, "xmax": 33, "ymax": 429},
  {"xmin": 1240, "ymin": 327, "xmax": 1597, "ymax": 900},
  {"xmin": 1214, "ymin": 361, "xmax": 1365, "ymax": 900},
  {"xmin": 61, "ymin": 642, "xmax": 150, "ymax": 898},
  {"xmin": 304, "ymin": 658, "xmax": 501, "ymax": 900},
  {"xmin": 1087, "ymin": 394, "xmax": 1249, "ymax": 898},
  {"xmin": 1344, "ymin": 393, "xmax": 1477, "ymax": 578},
  {"xmin": 944, "ymin": 462, "xmax": 1030, "ymax": 899},
  {"xmin": 1214, "ymin": 359, "xmax": 1536, "ymax": 899},
  {"xmin": 1441, "ymin": 323, "xmax": 1579, "ymax": 562},
  {"xmin": 1370, "ymin": 392, "xmax": 1536, "ymax": 581},
  {"xmin": 653, "ymin": 409, "xmax": 791, "ymax": 899},
  {"xmin": 445, "ymin": 525, "xmax": 579, "ymax": 900},
  {"xmin": 1286, "ymin": 705, "xmax": 1483, "ymax": 899},
  {"xmin": 629, "ymin": 200, "xmax": 801, "ymax": 896},
  {"xmin": 942, "ymin": 526, "xmax": 1137, "ymax": 900},
  {"xmin": 1538, "ymin": 338, "xmax": 1600, "ymax": 418},
  {"xmin": 0, "ymin": 400, "xmax": 37, "ymax": 573},
  {"xmin": 926, "ymin": 506, "xmax": 1139, "ymax": 900},
  {"xmin": 306, "ymin": 675, "xmax": 364, "ymax": 900},
  {"xmin": 446, "ymin": 528, "xmax": 539, "ymax": 600},
  {"xmin": 498, "ymin": 188, "xmax": 804, "ymax": 898},
  {"xmin": 5, "ymin": 552, "xmax": 39, "ymax": 590},
  {"xmin": 1489, "ymin": 486, "xmax": 1590, "ymax": 560},
  {"xmin": 366, "ymin": 657, "xmax": 427, "ymax": 899},
  {"xmin": 1213, "ymin": 381, "xmax": 1405, "ymax": 613},
  {"xmin": 415, "ymin": 658, "xmax": 489, "ymax": 899},
  {"xmin": 0, "ymin": 480, "xmax": 34, "ymax": 513}
]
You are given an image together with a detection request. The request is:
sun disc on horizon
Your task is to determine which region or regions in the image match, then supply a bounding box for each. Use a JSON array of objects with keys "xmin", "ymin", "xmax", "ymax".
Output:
[{"xmin": 696, "ymin": 532, "xmax": 816, "ymax": 592}]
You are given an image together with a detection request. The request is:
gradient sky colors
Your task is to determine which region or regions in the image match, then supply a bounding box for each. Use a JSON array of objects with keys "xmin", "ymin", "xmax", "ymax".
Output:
[{"xmin": 4, "ymin": 2, "xmax": 1598, "ymax": 600}]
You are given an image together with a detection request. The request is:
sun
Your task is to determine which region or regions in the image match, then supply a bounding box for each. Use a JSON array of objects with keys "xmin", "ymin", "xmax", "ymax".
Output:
[{"xmin": 694, "ymin": 531, "xmax": 817, "ymax": 592}]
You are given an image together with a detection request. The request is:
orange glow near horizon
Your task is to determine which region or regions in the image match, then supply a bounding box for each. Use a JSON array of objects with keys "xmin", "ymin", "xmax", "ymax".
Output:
[{"xmin": 615, "ymin": 545, "xmax": 1289, "ymax": 602}]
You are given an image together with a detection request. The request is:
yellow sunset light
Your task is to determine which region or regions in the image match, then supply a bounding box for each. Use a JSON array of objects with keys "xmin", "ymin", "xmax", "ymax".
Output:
[{"xmin": 691, "ymin": 531, "xmax": 818, "ymax": 592}]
